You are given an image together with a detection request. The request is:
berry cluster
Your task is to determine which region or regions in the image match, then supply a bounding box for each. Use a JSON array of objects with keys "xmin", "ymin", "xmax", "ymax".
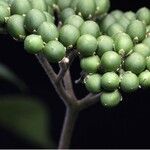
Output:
[{"xmin": 1, "ymin": 0, "xmax": 150, "ymax": 108}]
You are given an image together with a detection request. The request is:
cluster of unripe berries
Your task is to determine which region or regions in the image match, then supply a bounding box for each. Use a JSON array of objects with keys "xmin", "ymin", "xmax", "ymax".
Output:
[{"xmin": 1, "ymin": 0, "xmax": 150, "ymax": 108}]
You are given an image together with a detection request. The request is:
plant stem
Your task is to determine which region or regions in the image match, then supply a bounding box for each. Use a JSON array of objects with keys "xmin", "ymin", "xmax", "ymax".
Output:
[{"xmin": 58, "ymin": 107, "xmax": 79, "ymax": 149}]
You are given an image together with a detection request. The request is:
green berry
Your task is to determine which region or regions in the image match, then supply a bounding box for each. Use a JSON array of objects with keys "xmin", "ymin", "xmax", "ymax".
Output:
[
  {"xmin": 29, "ymin": 0, "xmax": 47, "ymax": 11},
  {"xmin": 80, "ymin": 55, "xmax": 101, "ymax": 73},
  {"xmin": 101, "ymin": 72, "xmax": 120, "ymax": 91},
  {"xmin": 24, "ymin": 9, "xmax": 46, "ymax": 32},
  {"xmin": 43, "ymin": 11, "xmax": 54, "ymax": 23},
  {"xmin": 10, "ymin": 0, "xmax": 31, "ymax": 15},
  {"xmin": 77, "ymin": 34, "xmax": 97, "ymax": 57},
  {"xmin": 146, "ymin": 56, "xmax": 150, "ymax": 71},
  {"xmin": 136, "ymin": 7, "xmax": 150, "ymax": 25},
  {"xmin": 139, "ymin": 70, "xmax": 150, "ymax": 88},
  {"xmin": 111, "ymin": 10, "xmax": 123, "ymax": 20},
  {"xmin": 124, "ymin": 52, "xmax": 146, "ymax": 74},
  {"xmin": 37, "ymin": 22, "xmax": 59, "ymax": 43},
  {"xmin": 76, "ymin": 0, "xmax": 96, "ymax": 19},
  {"xmin": 64, "ymin": 15, "xmax": 84, "ymax": 28},
  {"xmin": 126, "ymin": 20, "xmax": 146, "ymax": 43},
  {"xmin": 100, "ymin": 90, "xmax": 122, "ymax": 108},
  {"xmin": 24, "ymin": 34, "xmax": 44, "ymax": 54},
  {"xmin": 0, "ymin": 5, "xmax": 10, "ymax": 25},
  {"xmin": 43, "ymin": 40, "xmax": 66, "ymax": 63},
  {"xmin": 143, "ymin": 37, "xmax": 150, "ymax": 49},
  {"xmin": 80, "ymin": 20, "xmax": 100, "ymax": 38},
  {"xmin": 101, "ymin": 51, "xmax": 121, "ymax": 72},
  {"xmin": 95, "ymin": 0, "xmax": 110, "ymax": 15},
  {"xmin": 7, "ymin": 14, "xmax": 26, "ymax": 40},
  {"xmin": 120, "ymin": 71, "xmax": 139, "ymax": 93},
  {"xmin": 133, "ymin": 43, "xmax": 150, "ymax": 57},
  {"xmin": 97, "ymin": 35, "xmax": 114, "ymax": 57},
  {"xmin": 0, "ymin": 1, "xmax": 9, "ymax": 7},
  {"xmin": 124, "ymin": 11, "xmax": 136, "ymax": 21},
  {"xmin": 117, "ymin": 16, "xmax": 130, "ymax": 30},
  {"xmin": 59, "ymin": 24, "xmax": 80, "ymax": 48},
  {"xmin": 84, "ymin": 74, "xmax": 101, "ymax": 93},
  {"xmin": 57, "ymin": 0, "xmax": 72, "ymax": 10},
  {"xmin": 113, "ymin": 32, "xmax": 133, "ymax": 56},
  {"xmin": 70, "ymin": 0, "xmax": 79, "ymax": 10}
]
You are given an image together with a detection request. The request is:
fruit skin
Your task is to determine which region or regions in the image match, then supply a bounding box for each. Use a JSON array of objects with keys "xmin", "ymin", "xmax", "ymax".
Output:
[
  {"xmin": 133, "ymin": 43, "xmax": 150, "ymax": 58},
  {"xmin": 80, "ymin": 55, "xmax": 101, "ymax": 73},
  {"xmin": 124, "ymin": 52, "xmax": 146, "ymax": 74},
  {"xmin": 117, "ymin": 15, "xmax": 130, "ymax": 30},
  {"xmin": 43, "ymin": 11, "xmax": 54, "ymax": 23},
  {"xmin": 136, "ymin": 7, "xmax": 150, "ymax": 25},
  {"xmin": 59, "ymin": 24, "xmax": 80, "ymax": 48},
  {"xmin": 111, "ymin": 10, "xmax": 123, "ymax": 20},
  {"xmin": 43, "ymin": 40, "xmax": 66, "ymax": 63},
  {"xmin": 146, "ymin": 56, "xmax": 150, "ymax": 71},
  {"xmin": 77, "ymin": 34, "xmax": 97, "ymax": 57},
  {"xmin": 101, "ymin": 72, "xmax": 120, "ymax": 91},
  {"xmin": 120, "ymin": 71, "xmax": 139, "ymax": 93},
  {"xmin": 24, "ymin": 9, "xmax": 46, "ymax": 32},
  {"xmin": 100, "ymin": 90, "xmax": 122, "ymax": 108},
  {"xmin": 0, "ymin": 1, "xmax": 9, "ymax": 7},
  {"xmin": 57, "ymin": 0, "xmax": 72, "ymax": 10},
  {"xmin": 0, "ymin": 5, "xmax": 10, "ymax": 25},
  {"xmin": 113, "ymin": 32, "xmax": 133, "ymax": 56},
  {"xmin": 7, "ymin": 14, "xmax": 26, "ymax": 40},
  {"xmin": 126, "ymin": 20, "xmax": 146, "ymax": 43},
  {"xmin": 97, "ymin": 35, "xmax": 114, "ymax": 57},
  {"xmin": 24, "ymin": 34, "xmax": 44, "ymax": 54},
  {"xmin": 143, "ymin": 37, "xmax": 150, "ymax": 49},
  {"xmin": 101, "ymin": 51, "xmax": 121, "ymax": 72},
  {"xmin": 10, "ymin": 0, "xmax": 31, "ymax": 15},
  {"xmin": 80, "ymin": 21, "xmax": 101, "ymax": 38},
  {"xmin": 64, "ymin": 15, "xmax": 84, "ymax": 28},
  {"xmin": 37, "ymin": 22, "xmax": 59, "ymax": 43},
  {"xmin": 76, "ymin": 0, "xmax": 96, "ymax": 19},
  {"xmin": 139, "ymin": 70, "xmax": 150, "ymax": 88},
  {"xmin": 84, "ymin": 74, "xmax": 101, "ymax": 93},
  {"xmin": 29, "ymin": 0, "xmax": 47, "ymax": 11},
  {"xmin": 124, "ymin": 11, "xmax": 136, "ymax": 21}
]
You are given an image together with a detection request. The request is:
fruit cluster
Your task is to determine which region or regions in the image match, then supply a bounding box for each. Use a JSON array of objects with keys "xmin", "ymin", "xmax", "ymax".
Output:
[{"xmin": 1, "ymin": 0, "xmax": 150, "ymax": 107}]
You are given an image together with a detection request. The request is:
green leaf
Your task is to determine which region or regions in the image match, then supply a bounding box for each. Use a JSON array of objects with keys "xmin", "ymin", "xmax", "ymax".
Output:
[
  {"xmin": 0, "ymin": 95, "xmax": 53, "ymax": 147},
  {"xmin": 0, "ymin": 64, "xmax": 27, "ymax": 91}
]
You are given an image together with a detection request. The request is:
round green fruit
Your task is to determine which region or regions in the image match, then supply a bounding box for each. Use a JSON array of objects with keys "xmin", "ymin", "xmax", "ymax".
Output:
[
  {"xmin": 0, "ymin": 5, "xmax": 10, "ymax": 25},
  {"xmin": 0, "ymin": 1, "xmax": 9, "ymax": 7},
  {"xmin": 80, "ymin": 55, "xmax": 101, "ymax": 73},
  {"xmin": 100, "ymin": 90, "xmax": 122, "ymax": 108},
  {"xmin": 120, "ymin": 71, "xmax": 139, "ymax": 93},
  {"xmin": 139, "ymin": 70, "xmax": 150, "ymax": 88},
  {"xmin": 43, "ymin": 11, "xmax": 54, "ymax": 23},
  {"xmin": 59, "ymin": 24, "xmax": 80, "ymax": 48},
  {"xmin": 101, "ymin": 51, "xmax": 121, "ymax": 72},
  {"xmin": 77, "ymin": 34, "xmax": 97, "ymax": 57},
  {"xmin": 24, "ymin": 34, "xmax": 44, "ymax": 54},
  {"xmin": 57, "ymin": 0, "xmax": 72, "ymax": 10},
  {"xmin": 84, "ymin": 74, "xmax": 101, "ymax": 93},
  {"xmin": 43, "ymin": 40, "xmax": 66, "ymax": 63},
  {"xmin": 143, "ymin": 37, "xmax": 150, "ymax": 49},
  {"xmin": 111, "ymin": 10, "xmax": 123, "ymax": 20},
  {"xmin": 29, "ymin": 0, "xmax": 47, "ymax": 11},
  {"xmin": 101, "ymin": 72, "xmax": 120, "ymax": 91},
  {"xmin": 37, "ymin": 22, "xmax": 59, "ymax": 43},
  {"xmin": 124, "ymin": 11, "xmax": 136, "ymax": 21},
  {"xmin": 117, "ymin": 16, "xmax": 130, "ymax": 30},
  {"xmin": 124, "ymin": 52, "xmax": 146, "ymax": 74},
  {"xmin": 146, "ymin": 56, "xmax": 150, "ymax": 71}
]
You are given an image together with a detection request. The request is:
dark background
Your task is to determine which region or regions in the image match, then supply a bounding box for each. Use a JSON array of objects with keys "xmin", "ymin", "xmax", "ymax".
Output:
[{"xmin": 0, "ymin": 0, "xmax": 150, "ymax": 148}]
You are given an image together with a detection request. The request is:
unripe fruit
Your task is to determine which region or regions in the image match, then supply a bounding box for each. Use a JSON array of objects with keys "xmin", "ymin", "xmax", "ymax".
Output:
[
  {"xmin": 45, "ymin": 0, "xmax": 56, "ymax": 6},
  {"xmin": 120, "ymin": 71, "xmax": 139, "ymax": 93},
  {"xmin": 95, "ymin": 0, "xmax": 110, "ymax": 15},
  {"xmin": 24, "ymin": 9, "xmax": 46, "ymax": 32},
  {"xmin": 124, "ymin": 11, "xmax": 136, "ymax": 21},
  {"xmin": 24, "ymin": 34, "xmax": 44, "ymax": 54},
  {"xmin": 29, "ymin": 0, "xmax": 47, "ymax": 11},
  {"xmin": 70, "ymin": 0, "xmax": 79, "ymax": 10},
  {"xmin": 143, "ymin": 37, "xmax": 150, "ymax": 49},
  {"xmin": 84, "ymin": 74, "xmax": 101, "ymax": 93},
  {"xmin": 80, "ymin": 21, "xmax": 101, "ymax": 38},
  {"xmin": 146, "ymin": 25, "xmax": 150, "ymax": 34},
  {"xmin": 133, "ymin": 43, "xmax": 150, "ymax": 57},
  {"xmin": 0, "ymin": 5, "xmax": 10, "ymax": 25},
  {"xmin": 57, "ymin": 0, "xmax": 72, "ymax": 10},
  {"xmin": 80, "ymin": 55, "xmax": 101, "ymax": 73},
  {"xmin": 139, "ymin": 70, "xmax": 150, "ymax": 88},
  {"xmin": 101, "ymin": 51, "xmax": 121, "ymax": 72},
  {"xmin": 126, "ymin": 20, "xmax": 146, "ymax": 43},
  {"xmin": 97, "ymin": 35, "xmax": 114, "ymax": 57},
  {"xmin": 64, "ymin": 15, "xmax": 84, "ymax": 28},
  {"xmin": 7, "ymin": 15, "xmax": 26, "ymax": 40},
  {"xmin": 10, "ymin": 0, "xmax": 31, "ymax": 15},
  {"xmin": 117, "ymin": 16, "xmax": 130, "ymax": 30},
  {"xmin": 37, "ymin": 22, "xmax": 59, "ymax": 43},
  {"xmin": 113, "ymin": 32, "xmax": 133, "ymax": 56},
  {"xmin": 0, "ymin": 1, "xmax": 9, "ymax": 7},
  {"xmin": 100, "ymin": 90, "xmax": 122, "ymax": 108},
  {"xmin": 124, "ymin": 52, "xmax": 146, "ymax": 74},
  {"xmin": 60, "ymin": 8, "xmax": 75, "ymax": 23},
  {"xmin": 77, "ymin": 34, "xmax": 97, "ymax": 57},
  {"xmin": 43, "ymin": 40, "xmax": 66, "ymax": 63},
  {"xmin": 146, "ymin": 56, "xmax": 150, "ymax": 71},
  {"xmin": 76, "ymin": 0, "xmax": 96, "ymax": 19},
  {"xmin": 43, "ymin": 11, "xmax": 54, "ymax": 23},
  {"xmin": 136, "ymin": 7, "xmax": 150, "ymax": 25},
  {"xmin": 107, "ymin": 23, "xmax": 125, "ymax": 37},
  {"xmin": 111, "ymin": 10, "xmax": 123, "ymax": 20},
  {"xmin": 101, "ymin": 72, "xmax": 120, "ymax": 91},
  {"xmin": 59, "ymin": 24, "xmax": 80, "ymax": 48}
]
